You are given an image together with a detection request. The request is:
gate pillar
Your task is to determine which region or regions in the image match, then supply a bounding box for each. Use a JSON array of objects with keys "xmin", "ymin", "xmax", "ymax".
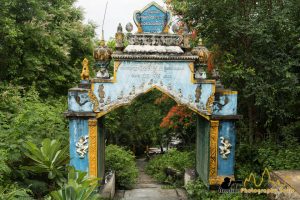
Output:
[
  {"xmin": 68, "ymin": 117, "xmax": 90, "ymax": 172},
  {"xmin": 66, "ymin": 102, "xmax": 105, "ymax": 180},
  {"xmin": 196, "ymin": 87, "xmax": 240, "ymax": 187},
  {"xmin": 65, "ymin": 84, "xmax": 100, "ymax": 178}
]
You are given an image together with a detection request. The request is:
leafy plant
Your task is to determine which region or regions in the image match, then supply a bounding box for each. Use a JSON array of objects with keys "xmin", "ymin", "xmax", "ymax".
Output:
[
  {"xmin": 0, "ymin": 150, "xmax": 11, "ymax": 184},
  {"xmin": 23, "ymin": 138, "xmax": 69, "ymax": 185},
  {"xmin": 185, "ymin": 178, "xmax": 266, "ymax": 200},
  {"xmin": 105, "ymin": 145, "xmax": 138, "ymax": 189},
  {"xmin": 0, "ymin": 0, "xmax": 95, "ymax": 97},
  {"xmin": 0, "ymin": 85, "xmax": 69, "ymax": 197},
  {"xmin": 50, "ymin": 167, "xmax": 102, "ymax": 200},
  {"xmin": 0, "ymin": 185, "xmax": 32, "ymax": 200},
  {"xmin": 146, "ymin": 149, "xmax": 195, "ymax": 185},
  {"xmin": 0, "ymin": 85, "xmax": 69, "ymax": 164}
]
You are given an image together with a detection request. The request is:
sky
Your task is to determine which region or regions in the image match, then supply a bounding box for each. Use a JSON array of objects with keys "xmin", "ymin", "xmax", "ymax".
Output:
[{"xmin": 75, "ymin": 0, "xmax": 165, "ymax": 40}]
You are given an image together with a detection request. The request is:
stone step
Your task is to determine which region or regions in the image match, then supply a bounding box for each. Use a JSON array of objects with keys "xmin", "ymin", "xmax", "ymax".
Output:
[{"xmin": 134, "ymin": 183, "xmax": 162, "ymax": 189}]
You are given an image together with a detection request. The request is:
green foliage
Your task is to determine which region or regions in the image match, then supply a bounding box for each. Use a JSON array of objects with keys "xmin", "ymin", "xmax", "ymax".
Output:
[
  {"xmin": 0, "ymin": 0, "xmax": 96, "ymax": 197},
  {"xmin": 0, "ymin": 150, "xmax": 11, "ymax": 184},
  {"xmin": 168, "ymin": 0, "xmax": 300, "ymax": 143},
  {"xmin": 185, "ymin": 178, "xmax": 266, "ymax": 200},
  {"xmin": 23, "ymin": 138, "xmax": 69, "ymax": 184},
  {"xmin": 146, "ymin": 149, "xmax": 195, "ymax": 185},
  {"xmin": 0, "ymin": 0, "xmax": 95, "ymax": 97},
  {"xmin": 105, "ymin": 90, "xmax": 175, "ymax": 153},
  {"xmin": 50, "ymin": 167, "xmax": 102, "ymax": 200},
  {"xmin": 0, "ymin": 185, "xmax": 32, "ymax": 200},
  {"xmin": 105, "ymin": 145, "xmax": 138, "ymax": 189},
  {"xmin": 0, "ymin": 85, "xmax": 68, "ymax": 164},
  {"xmin": 257, "ymin": 141, "xmax": 300, "ymax": 170},
  {"xmin": 169, "ymin": 0, "xmax": 300, "ymax": 186},
  {"xmin": 0, "ymin": 85, "xmax": 69, "ymax": 198}
]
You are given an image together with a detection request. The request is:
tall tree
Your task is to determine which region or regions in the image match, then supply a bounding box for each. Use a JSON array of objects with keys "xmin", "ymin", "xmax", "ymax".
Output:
[
  {"xmin": 167, "ymin": 0, "xmax": 300, "ymax": 143},
  {"xmin": 0, "ymin": 0, "xmax": 95, "ymax": 97},
  {"xmin": 160, "ymin": 105, "xmax": 196, "ymax": 147}
]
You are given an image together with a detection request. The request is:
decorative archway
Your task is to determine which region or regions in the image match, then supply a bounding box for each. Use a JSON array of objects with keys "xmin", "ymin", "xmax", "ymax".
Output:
[{"xmin": 65, "ymin": 2, "xmax": 240, "ymax": 187}]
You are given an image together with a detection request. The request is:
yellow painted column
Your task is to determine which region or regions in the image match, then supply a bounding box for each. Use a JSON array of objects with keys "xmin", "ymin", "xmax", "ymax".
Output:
[
  {"xmin": 88, "ymin": 118, "xmax": 98, "ymax": 178},
  {"xmin": 209, "ymin": 120, "xmax": 220, "ymax": 185}
]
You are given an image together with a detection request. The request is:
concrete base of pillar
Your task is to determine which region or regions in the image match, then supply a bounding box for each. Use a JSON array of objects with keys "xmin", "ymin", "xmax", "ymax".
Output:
[{"xmin": 101, "ymin": 172, "xmax": 116, "ymax": 199}]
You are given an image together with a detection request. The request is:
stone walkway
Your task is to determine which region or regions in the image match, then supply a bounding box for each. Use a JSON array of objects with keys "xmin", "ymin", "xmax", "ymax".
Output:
[{"xmin": 114, "ymin": 158, "xmax": 187, "ymax": 200}]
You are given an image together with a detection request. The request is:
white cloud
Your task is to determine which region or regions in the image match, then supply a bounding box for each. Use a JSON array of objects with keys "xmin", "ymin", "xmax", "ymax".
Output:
[{"xmin": 75, "ymin": 0, "xmax": 165, "ymax": 40}]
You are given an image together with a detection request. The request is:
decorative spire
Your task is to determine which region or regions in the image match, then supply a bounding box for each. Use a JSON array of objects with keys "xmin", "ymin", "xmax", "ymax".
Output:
[
  {"xmin": 100, "ymin": 30, "xmax": 105, "ymax": 47},
  {"xmin": 100, "ymin": 0, "xmax": 108, "ymax": 47},
  {"xmin": 115, "ymin": 23, "xmax": 125, "ymax": 52},
  {"xmin": 191, "ymin": 38, "xmax": 209, "ymax": 63},
  {"xmin": 94, "ymin": 28, "xmax": 112, "ymax": 79}
]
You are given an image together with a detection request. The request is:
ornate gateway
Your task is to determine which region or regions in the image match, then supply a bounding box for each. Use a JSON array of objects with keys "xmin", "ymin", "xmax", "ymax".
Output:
[{"xmin": 65, "ymin": 2, "xmax": 241, "ymax": 187}]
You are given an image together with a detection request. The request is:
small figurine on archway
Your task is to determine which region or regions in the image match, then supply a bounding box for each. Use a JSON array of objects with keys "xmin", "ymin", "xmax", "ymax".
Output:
[
  {"xmin": 219, "ymin": 137, "xmax": 232, "ymax": 159},
  {"xmin": 76, "ymin": 136, "xmax": 89, "ymax": 159}
]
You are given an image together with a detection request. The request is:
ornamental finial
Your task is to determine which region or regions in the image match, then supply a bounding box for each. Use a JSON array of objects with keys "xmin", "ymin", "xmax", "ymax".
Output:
[
  {"xmin": 81, "ymin": 58, "xmax": 90, "ymax": 80},
  {"xmin": 115, "ymin": 23, "xmax": 125, "ymax": 51},
  {"xmin": 191, "ymin": 38, "xmax": 209, "ymax": 63},
  {"xmin": 198, "ymin": 38, "xmax": 203, "ymax": 46},
  {"xmin": 100, "ymin": 30, "xmax": 105, "ymax": 47}
]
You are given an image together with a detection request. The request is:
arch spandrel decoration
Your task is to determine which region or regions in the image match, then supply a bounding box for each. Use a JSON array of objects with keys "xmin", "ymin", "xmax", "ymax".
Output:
[
  {"xmin": 90, "ymin": 61, "xmax": 215, "ymax": 119},
  {"xmin": 66, "ymin": 1, "xmax": 241, "ymax": 188}
]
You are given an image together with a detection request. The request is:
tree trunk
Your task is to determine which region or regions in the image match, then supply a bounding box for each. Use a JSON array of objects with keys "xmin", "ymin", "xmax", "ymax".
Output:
[
  {"xmin": 248, "ymin": 104, "xmax": 254, "ymax": 145},
  {"xmin": 160, "ymin": 143, "xmax": 164, "ymax": 153}
]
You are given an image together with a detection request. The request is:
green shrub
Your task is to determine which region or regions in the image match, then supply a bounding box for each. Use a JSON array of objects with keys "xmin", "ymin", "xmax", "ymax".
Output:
[
  {"xmin": 257, "ymin": 140, "xmax": 300, "ymax": 170},
  {"xmin": 0, "ymin": 85, "xmax": 68, "ymax": 164},
  {"xmin": 235, "ymin": 135, "xmax": 300, "ymax": 180},
  {"xmin": 0, "ymin": 184, "xmax": 32, "ymax": 200},
  {"xmin": 105, "ymin": 145, "xmax": 138, "ymax": 189},
  {"xmin": 50, "ymin": 167, "xmax": 102, "ymax": 200},
  {"xmin": 185, "ymin": 178, "xmax": 267, "ymax": 200},
  {"xmin": 0, "ymin": 150, "xmax": 11, "ymax": 184},
  {"xmin": 0, "ymin": 85, "xmax": 69, "ymax": 198},
  {"xmin": 23, "ymin": 138, "xmax": 69, "ymax": 185},
  {"xmin": 145, "ymin": 149, "xmax": 195, "ymax": 185}
]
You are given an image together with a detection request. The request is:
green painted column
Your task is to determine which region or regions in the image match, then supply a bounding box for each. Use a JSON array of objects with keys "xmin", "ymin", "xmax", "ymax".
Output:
[
  {"xmin": 196, "ymin": 115, "xmax": 210, "ymax": 186},
  {"xmin": 97, "ymin": 117, "xmax": 106, "ymax": 181}
]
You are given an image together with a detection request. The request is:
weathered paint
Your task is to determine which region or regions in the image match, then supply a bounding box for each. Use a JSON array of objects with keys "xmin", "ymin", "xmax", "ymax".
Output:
[
  {"xmin": 69, "ymin": 119, "xmax": 89, "ymax": 172},
  {"xmin": 68, "ymin": 90, "xmax": 93, "ymax": 112},
  {"xmin": 217, "ymin": 121, "xmax": 236, "ymax": 176},
  {"xmin": 67, "ymin": 61, "xmax": 216, "ymax": 118},
  {"xmin": 213, "ymin": 93, "xmax": 237, "ymax": 116},
  {"xmin": 208, "ymin": 120, "xmax": 220, "ymax": 185},
  {"xmin": 196, "ymin": 116, "xmax": 210, "ymax": 186},
  {"xmin": 92, "ymin": 61, "xmax": 214, "ymax": 116}
]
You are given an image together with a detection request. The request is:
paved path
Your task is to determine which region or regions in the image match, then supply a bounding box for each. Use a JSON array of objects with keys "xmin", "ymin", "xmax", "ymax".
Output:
[{"xmin": 114, "ymin": 158, "xmax": 187, "ymax": 200}]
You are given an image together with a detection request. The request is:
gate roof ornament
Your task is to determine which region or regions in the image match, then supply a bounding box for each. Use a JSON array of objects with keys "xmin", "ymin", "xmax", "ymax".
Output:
[
  {"xmin": 112, "ymin": 1, "xmax": 201, "ymax": 61},
  {"xmin": 133, "ymin": 2, "xmax": 171, "ymax": 34}
]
